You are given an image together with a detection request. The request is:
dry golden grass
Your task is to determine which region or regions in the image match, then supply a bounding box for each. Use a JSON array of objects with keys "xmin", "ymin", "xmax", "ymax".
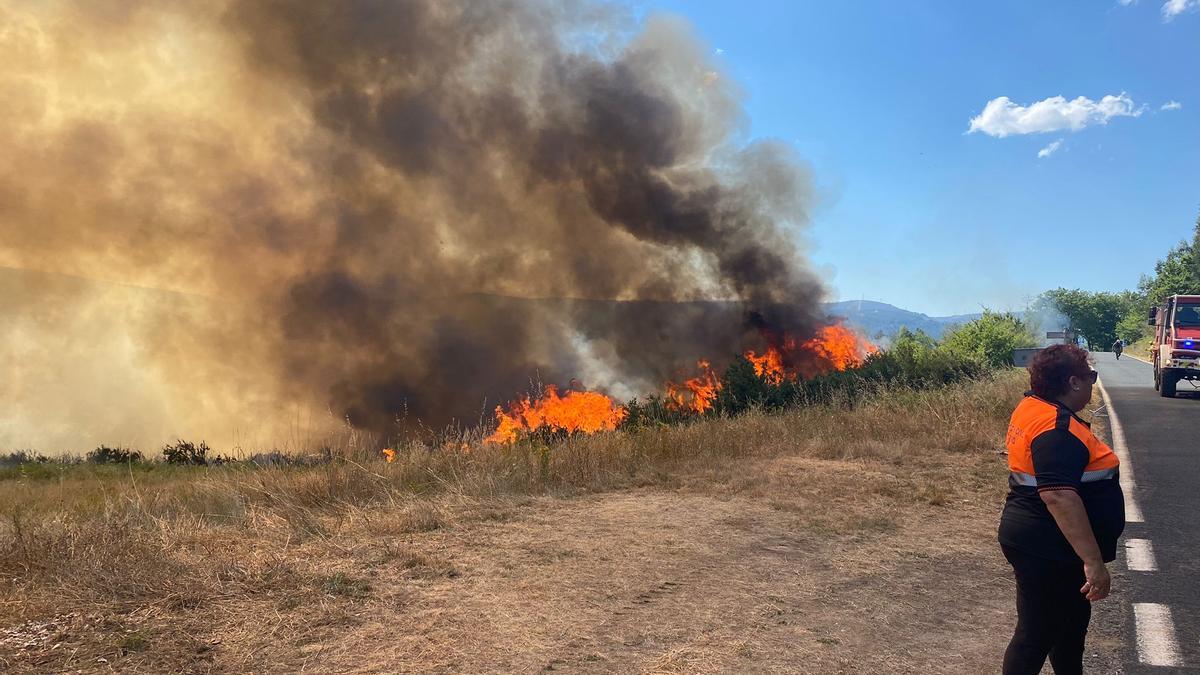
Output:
[{"xmin": 1, "ymin": 371, "xmax": 1059, "ymax": 673}]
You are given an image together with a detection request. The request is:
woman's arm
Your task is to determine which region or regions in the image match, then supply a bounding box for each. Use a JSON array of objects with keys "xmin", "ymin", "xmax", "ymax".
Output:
[{"xmin": 1041, "ymin": 489, "xmax": 1111, "ymax": 601}]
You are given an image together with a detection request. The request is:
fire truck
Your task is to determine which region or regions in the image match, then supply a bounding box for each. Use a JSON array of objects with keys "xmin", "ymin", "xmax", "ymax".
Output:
[{"xmin": 1148, "ymin": 294, "xmax": 1200, "ymax": 398}]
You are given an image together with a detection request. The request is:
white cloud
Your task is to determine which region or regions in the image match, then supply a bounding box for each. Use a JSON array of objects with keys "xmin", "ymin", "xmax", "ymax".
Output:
[
  {"xmin": 1118, "ymin": 0, "xmax": 1137, "ymax": 5},
  {"xmin": 967, "ymin": 93, "xmax": 1143, "ymax": 137},
  {"xmin": 1162, "ymin": 100, "xmax": 1183, "ymax": 110},
  {"xmin": 1037, "ymin": 139, "xmax": 1064, "ymax": 158},
  {"xmin": 1163, "ymin": 0, "xmax": 1200, "ymax": 19}
]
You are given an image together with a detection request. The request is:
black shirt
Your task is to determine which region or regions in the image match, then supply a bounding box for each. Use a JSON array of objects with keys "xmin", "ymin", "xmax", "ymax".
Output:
[{"xmin": 998, "ymin": 414, "xmax": 1126, "ymax": 563}]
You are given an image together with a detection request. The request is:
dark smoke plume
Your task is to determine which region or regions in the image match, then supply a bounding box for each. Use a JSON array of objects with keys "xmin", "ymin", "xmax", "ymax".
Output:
[{"xmin": 0, "ymin": 0, "xmax": 824, "ymax": 451}]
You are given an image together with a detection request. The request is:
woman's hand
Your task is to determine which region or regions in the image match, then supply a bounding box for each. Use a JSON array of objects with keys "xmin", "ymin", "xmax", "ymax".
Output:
[{"xmin": 1081, "ymin": 560, "xmax": 1112, "ymax": 601}]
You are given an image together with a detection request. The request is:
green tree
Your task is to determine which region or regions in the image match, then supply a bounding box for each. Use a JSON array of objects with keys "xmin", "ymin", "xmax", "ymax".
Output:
[
  {"xmin": 940, "ymin": 311, "xmax": 1036, "ymax": 367},
  {"xmin": 1115, "ymin": 310, "xmax": 1151, "ymax": 344},
  {"xmin": 892, "ymin": 326, "xmax": 937, "ymax": 352},
  {"xmin": 1138, "ymin": 215, "xmax": 1200, "ymax": 305},
  {"xmin": 715, "ymin": 356, "xmax": 771, "ymax": 415},
  {"xmin": 1035, "ymin": 288, "xmax": 1139, "ymax": 350}
]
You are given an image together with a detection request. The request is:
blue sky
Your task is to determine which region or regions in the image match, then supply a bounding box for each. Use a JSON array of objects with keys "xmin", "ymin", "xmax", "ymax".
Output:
[{"xmin": 639, "ymin": 0, "xmax": 1199, "ymax": 315}]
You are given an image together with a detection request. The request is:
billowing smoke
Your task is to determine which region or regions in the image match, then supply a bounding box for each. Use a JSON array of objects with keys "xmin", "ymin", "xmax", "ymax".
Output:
[{"xmin": 0, "ymin": 0, "xmax": 825, "ymax": 451}]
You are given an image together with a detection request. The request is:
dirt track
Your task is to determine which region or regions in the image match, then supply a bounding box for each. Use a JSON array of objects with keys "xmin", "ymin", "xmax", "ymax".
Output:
[{"xmin": 210, "ymin": 454, "xmax": 1021, "ymax": 674}]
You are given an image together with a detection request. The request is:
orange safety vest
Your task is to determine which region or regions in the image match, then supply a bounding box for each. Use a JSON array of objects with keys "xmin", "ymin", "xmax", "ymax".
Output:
[{"xmin": 1005, "ymin": 395, "xmax": 1119, "ymax": 488}]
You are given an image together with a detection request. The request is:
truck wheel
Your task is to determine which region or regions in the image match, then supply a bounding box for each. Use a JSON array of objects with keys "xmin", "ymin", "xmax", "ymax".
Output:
[{"xmin": 1161, "ymin": 373, "xmax": 1177, "ymax": 398}]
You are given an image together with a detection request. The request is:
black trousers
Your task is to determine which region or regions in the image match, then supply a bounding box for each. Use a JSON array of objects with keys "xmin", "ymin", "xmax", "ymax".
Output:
[{"xmin": 1001, "ymin": 544, "xmax": 1092, "ymax": 675}]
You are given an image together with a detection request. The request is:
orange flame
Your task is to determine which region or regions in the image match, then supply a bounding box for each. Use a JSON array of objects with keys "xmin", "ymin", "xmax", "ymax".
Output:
[
  {"xmin": 745, "ymin": 346, "xmax": 787, "ymax": 384},
  {"xmin": 666, "ymin": 359, "xmax": 722, "ymax": 413},
  {"xmin": 670, "ymin": 322, "xmax": 875, "ymax": 398},
  {"xmin": 382, "ymin": 448, "xmax": 396, "ymax": 463},
  {"xmin": 484, "ymin": 323, "xmax": 875, "ymax": 443},
  {"xmin": 802, "ymin": 324, "xmax": 877, "ymax": 373},
  {"xmin": 485, "ymin": 385, "xmax": 627, "ymax": 445}
]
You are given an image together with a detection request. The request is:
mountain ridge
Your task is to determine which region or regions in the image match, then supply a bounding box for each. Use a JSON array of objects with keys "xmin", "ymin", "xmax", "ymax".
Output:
[{"xmin": 822, "ymin": 300, "xmax": 982, "ymax": 340}]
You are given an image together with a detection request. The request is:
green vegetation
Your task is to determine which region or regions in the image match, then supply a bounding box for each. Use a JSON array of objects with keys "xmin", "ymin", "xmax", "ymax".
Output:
[
  {"xmin": 627, "ymin": 315, "xmax": 1012, "ymax": 427},
  {"xmin": 939, "ymin": 311, "xmax": 1037, "ymax": 367},
  {"xmin": 1139, "ymin": 217, "xmax": 1200, "ymax": 306},
  {"xmin": 161, "ymin": 439, "xmax": 209, "ymax": 465},
  {"xmin": 87, "ymin": 445, "xmax": 145, "ymax": 464},
  {"xmin": 1035, "ymin": 213, "xmax": 1200, "ymax": 347},
  {"xmin": 1032, "ymin": 289, "xmax": 1139, "ymax": 349}
]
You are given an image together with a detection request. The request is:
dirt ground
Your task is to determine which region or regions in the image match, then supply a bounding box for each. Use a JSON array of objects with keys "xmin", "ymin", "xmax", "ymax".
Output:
[
  {"xmin": 0, "ymin": 458, "xmax": 1032, "ymax": 673},
  {"xmin": 1, "ymin": 379, "xmax": 1133, "ymax": 673}
]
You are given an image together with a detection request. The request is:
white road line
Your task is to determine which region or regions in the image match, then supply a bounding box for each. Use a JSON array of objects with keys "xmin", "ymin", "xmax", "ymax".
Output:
[
  {"xmin": 1124, "ymin": 538, "xmax": 1158, "ymax": 572},
  {"xmin": 1133, "ymin": 603, "xmax": 1184, "ymax": 667},
  {"xmin": 1096, "ymin": 378, "xmax": 1144, "ymax": 523}
]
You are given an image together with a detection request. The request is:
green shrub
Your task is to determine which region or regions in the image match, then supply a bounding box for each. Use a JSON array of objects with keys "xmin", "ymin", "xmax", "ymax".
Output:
[
  {"xmin": 715, "ymin": 356, "xmax": 775, "ymax": 415},
  {"xmin": 87, "ymin": 445, "xmax": 144, "ymax": 464},
  {"xmin": 161, "ymin": 440, "xmax": 211, "ymax": 465},
  {"xmin": 620, "ymin": 325, "xmax": 992, "ymax": 432},
  {"xmin": 940, "ymin": 311, "xmax": 1036, "ymax": 367},
  {"xmin": 0, "ymin": 450, "xmax": 51, "ymax": 467},
  {"xmin": 621, "ymin": 395, "xmax": 697, "ymax": 429}
]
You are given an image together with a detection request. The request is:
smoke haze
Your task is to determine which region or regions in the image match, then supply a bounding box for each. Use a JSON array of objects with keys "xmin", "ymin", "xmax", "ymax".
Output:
[{"xmin": 0, "ymin": 0, "xmax": 825, "ymax": 452}]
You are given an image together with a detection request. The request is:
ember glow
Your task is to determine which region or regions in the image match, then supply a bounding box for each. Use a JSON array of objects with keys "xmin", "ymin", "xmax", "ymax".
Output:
[{"xmin": 484, "ymin": 386, "xmax": 629, "ymax": 445}]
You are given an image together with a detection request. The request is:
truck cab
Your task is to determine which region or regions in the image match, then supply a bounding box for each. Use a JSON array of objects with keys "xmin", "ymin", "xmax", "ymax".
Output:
[{"xmin": 1148, "ymin": 294, "xmax": 1200, "ymax": 397}]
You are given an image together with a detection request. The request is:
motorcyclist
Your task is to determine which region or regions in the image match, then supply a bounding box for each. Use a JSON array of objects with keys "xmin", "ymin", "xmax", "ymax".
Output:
[{"xmin": 1112, "ymin": 338, "xmax": 1123, "ymax": 360}]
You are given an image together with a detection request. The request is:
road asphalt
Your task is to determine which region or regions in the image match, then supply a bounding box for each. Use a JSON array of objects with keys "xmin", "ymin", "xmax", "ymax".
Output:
[{"xmin": 1095, "ymin": 351, "xmax": 1200, "ymax": 672}]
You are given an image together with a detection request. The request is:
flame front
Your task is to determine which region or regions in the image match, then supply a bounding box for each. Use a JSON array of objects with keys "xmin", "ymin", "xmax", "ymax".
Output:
[
  {"xmin": 752, "ymin": 323, "xmax": 877, "ymax": 381},
  {"xmin": 484, "ymin": 385, "xmax": 627, "ymax": 445},
  {"xmin": 486, "ymin": 323, "xmax": 876, "ymax": 443},
  {"xmin": 666, "ymin": 359, "xmax": 722, "ymax": 413}
]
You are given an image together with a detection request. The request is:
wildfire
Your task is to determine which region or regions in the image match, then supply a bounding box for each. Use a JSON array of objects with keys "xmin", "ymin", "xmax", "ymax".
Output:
[
  {"xmin": 745, "ymin": 347, "xmax": 787, "ymax": 384},
  {"xmin": 485, "ymin": 322, "xmax": 875, "ymax": 443},
  {"xmin": 666, "ymin": 359, "xmax": 722, "ymax": 413},
  {"xmin": 382, "ymin": 448, "xmax": 396, "ymax": 463},
  {"xmin": 484, "ymin": 385, "xmax": 628, "ymax": 445},
  {"xmin": 804, "ymin": 324, "xmax": 877, "ymax": 372},
  {"xmin": 669, "ymin": 321, "xmax": 876, "ymax": 407}
]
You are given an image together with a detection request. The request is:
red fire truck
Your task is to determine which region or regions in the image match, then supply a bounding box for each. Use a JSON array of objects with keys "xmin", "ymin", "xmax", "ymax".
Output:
[{"xmin": 1148, "ymin": 294, "xmax": 1200, "ymax": 398}]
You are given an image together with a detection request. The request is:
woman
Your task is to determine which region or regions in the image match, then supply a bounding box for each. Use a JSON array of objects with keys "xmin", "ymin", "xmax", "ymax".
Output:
[{"xmin": 998, "ymin": 344, "xmax": 1125, "ymax": 674}]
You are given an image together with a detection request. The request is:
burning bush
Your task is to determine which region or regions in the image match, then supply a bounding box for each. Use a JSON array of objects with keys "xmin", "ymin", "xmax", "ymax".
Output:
[{"xmin": 484, "ymin": 386, "xmax": 629, "ymax": 445}]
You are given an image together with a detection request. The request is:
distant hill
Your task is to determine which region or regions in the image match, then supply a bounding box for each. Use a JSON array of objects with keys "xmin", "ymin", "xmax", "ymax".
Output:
[{"xmin": 822, "ymin": 300, "xmax": 981, "ymax": 341}]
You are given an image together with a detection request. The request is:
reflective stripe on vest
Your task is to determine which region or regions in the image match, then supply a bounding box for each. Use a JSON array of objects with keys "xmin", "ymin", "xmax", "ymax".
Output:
[
  {"xmin": 1005, "ymin": 394, "xmax": 1119, "ymax": 488},
  {"xmin": 1010, "ymin": 471, "xmax": 1037, "ymax": 487},
  {"xmin": 1010, "ymin": 466, "xmax": 1118, "ymax": 487}
]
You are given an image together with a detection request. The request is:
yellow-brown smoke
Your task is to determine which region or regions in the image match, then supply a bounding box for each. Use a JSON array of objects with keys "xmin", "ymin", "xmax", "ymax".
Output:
[{"xmin": 0, "ymin": 1, "xmax": 825, "ymax": 453}]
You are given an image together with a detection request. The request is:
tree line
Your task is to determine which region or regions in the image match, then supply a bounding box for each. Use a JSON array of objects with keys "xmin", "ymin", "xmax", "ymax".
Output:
[{"xmin": 1036, "ymin": 213, "xmax": 1200, "ymax": 350}]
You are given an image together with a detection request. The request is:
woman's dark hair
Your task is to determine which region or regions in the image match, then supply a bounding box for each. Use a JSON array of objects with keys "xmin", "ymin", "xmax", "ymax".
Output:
[{"xmin": 1029, "ymin": 344, "xmax": 1092, "ymax": 400}]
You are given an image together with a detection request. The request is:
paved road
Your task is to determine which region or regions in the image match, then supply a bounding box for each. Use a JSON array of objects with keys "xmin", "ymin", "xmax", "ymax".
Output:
[{"xmin": 1095, "ymin": 351, "xmax": 1200, "ymax": 672}]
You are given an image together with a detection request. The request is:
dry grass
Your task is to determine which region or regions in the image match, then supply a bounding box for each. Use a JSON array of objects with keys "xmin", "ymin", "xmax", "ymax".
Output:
[{"xmin": 0, "ymin": 371, "xmax": 1033, "ymax": 673}]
